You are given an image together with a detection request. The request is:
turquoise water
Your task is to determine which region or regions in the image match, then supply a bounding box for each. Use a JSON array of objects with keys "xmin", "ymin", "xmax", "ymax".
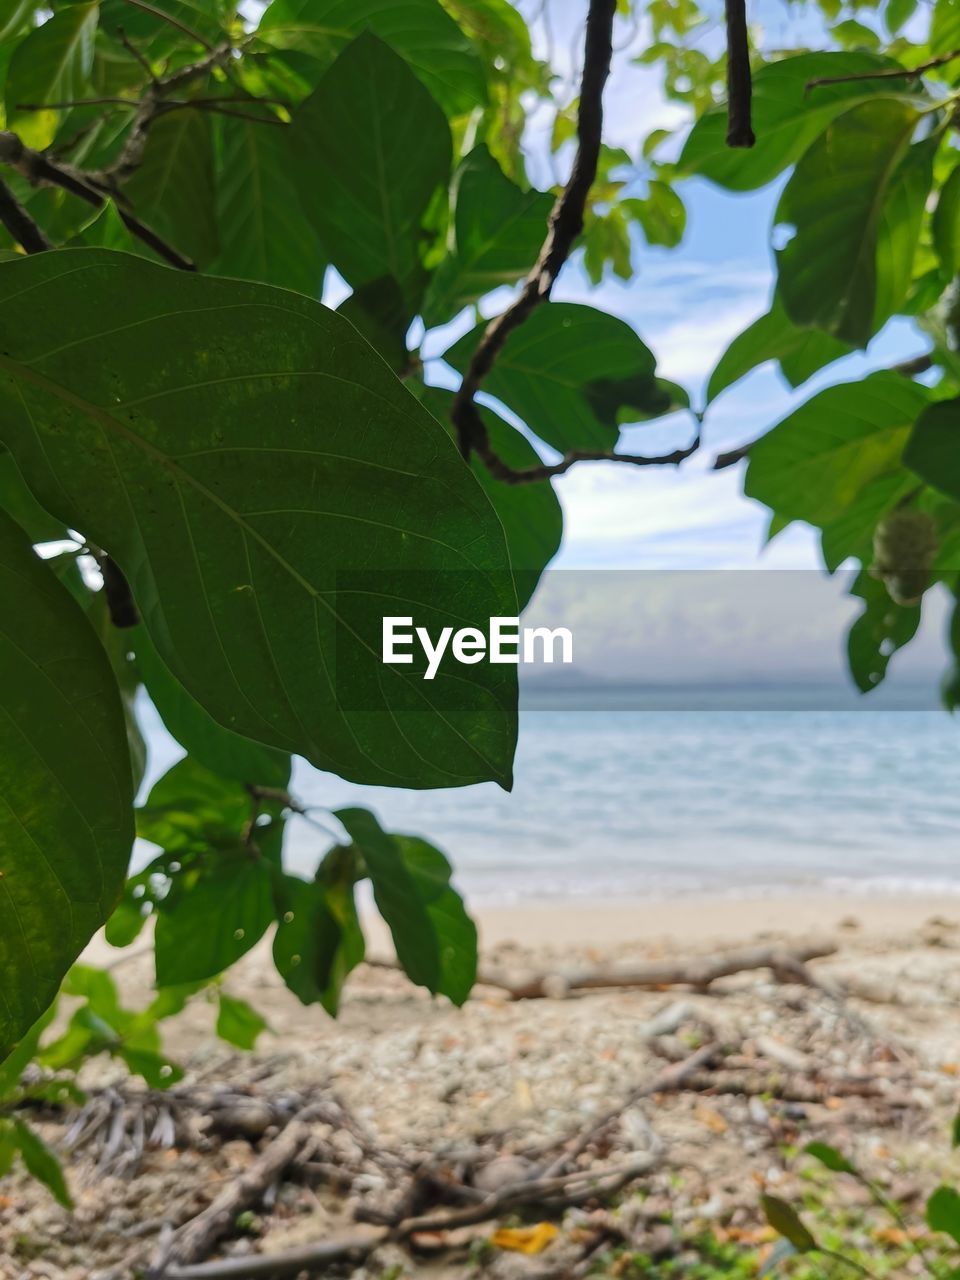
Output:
[{"xmin": 286, "ymin": 698, "xmax": 960, "ymax": 904}]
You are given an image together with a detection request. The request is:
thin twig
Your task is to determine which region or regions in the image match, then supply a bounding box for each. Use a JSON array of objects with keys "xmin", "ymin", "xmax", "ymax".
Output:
[
  {"xmin": 807, "ymin": 49, "xmax": 960, "ymax": 90},
  {"xmin": 724, "ymin": 0, "xmax": 755, "ymax": 146},
  {"xmin": 0, "ymin": 131, "xmax": 195, "ymax": 270},
  {"xmin": 0, "ymin": 177, "xmax": 52, "ymax": 252},
  {"xmin": 472, "ymin": 436, "xmax": 700, "ymax": 484},
  {"xmin": 450, "ymin": 0, "xmax": 617, "ymax": 462}
]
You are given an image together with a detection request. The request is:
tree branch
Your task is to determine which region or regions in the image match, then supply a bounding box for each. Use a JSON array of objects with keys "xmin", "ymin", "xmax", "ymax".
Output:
[
  {"xmin": 806, "ymin": 49, "xmax": 960, "ymax": 90},
  {"xmin": 473, "ymin": 434, "xmax": 700, "ymax": 484},
  {"xmin": 724, "ymin": 0, "xmax": 755, "ymax": 147},
  {"xmin": 0, "ymin": 176, "xmax": 52, "ymax": 253},
  {"xmin": 0, "ymin": 131, "xmax": 196, "ymax": 271},
  {"xmin": 450, "ymin": 0, "xmax": 617, "ymax": 462}
]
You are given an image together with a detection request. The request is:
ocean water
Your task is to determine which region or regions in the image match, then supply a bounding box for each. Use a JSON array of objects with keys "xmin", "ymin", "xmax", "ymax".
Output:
[{"xmin": 287, "ymin": 694, "xmax": 960, "ymax": 904}]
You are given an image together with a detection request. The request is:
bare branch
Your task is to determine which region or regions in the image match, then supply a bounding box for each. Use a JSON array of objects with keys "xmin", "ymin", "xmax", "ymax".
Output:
[
  {"xmin": 724, "ymin": 0, "xmax": 755, "ymax": 146},
  {"xmin": 0, "ymin": 176, "xmax": 52, "ymax": 253},
  {"xmin": 472, "ymin": 431, "xmax": 700, "ymax": 484},
  {"xmin": 450, "ymin": 0, "xmax": 617, "ymax": 460},
  {"xmin": 0, "ymin": 131, "xmax": 196, "ymax": 271}
]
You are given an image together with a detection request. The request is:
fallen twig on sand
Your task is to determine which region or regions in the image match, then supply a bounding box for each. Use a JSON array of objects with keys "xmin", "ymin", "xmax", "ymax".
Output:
[
  {"xmin": 475, "ymin": 942, "xmax": 836, "ymax": 1000},
  {"xmin": 147, "ymin": 1105, "xmax": 322, "ymax": 1277}
]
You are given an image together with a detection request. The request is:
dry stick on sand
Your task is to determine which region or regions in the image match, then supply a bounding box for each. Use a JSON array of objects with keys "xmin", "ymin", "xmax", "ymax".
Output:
[
  {"xmin": 475, "ymin": 941, "xmax": 836, "ymax": 1000},
  {"xmin": 147, "ymin": 1105, "xmax": 323, "ymax": 1277},
  {"xmin": 147, "ymin": 1048, "xmax": 717, "ymax": 1280}
]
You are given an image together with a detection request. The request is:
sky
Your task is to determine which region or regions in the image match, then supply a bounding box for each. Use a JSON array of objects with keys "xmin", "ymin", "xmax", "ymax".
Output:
[{"xmin": 410, "ymin": 0, "xmax": 953, "ymax": 685}]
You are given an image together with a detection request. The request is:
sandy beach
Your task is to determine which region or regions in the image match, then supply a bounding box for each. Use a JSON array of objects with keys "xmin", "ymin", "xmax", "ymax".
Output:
[{"xmin": 6, "ymin": 891, "xmax": 960, "ymax": 1278}]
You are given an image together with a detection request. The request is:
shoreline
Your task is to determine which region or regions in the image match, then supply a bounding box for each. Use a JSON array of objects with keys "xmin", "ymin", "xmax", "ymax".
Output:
[{"xmin": 355, "ymin": 889, "xmax": 960, "ymax": 953}]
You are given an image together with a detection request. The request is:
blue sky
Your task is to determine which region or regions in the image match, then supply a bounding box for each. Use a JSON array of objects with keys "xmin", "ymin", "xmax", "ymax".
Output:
[{"xmin": 414, "ymin": 0, "xmax": 953, "ymax": 681}]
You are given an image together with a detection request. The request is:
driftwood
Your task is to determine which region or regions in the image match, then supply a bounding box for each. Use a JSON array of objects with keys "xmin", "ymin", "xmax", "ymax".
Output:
[
  {"xmin": 477, "ymin": 942, "xmax": 836, "ymax": 1000},
  {"xmin": 148, "ymin": 1106, "xmax": 321, "ymax": 1278}
]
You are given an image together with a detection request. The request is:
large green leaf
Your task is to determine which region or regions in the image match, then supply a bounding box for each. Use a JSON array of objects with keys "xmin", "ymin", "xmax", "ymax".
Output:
[
  {"xmin": 134, "ymin": 626, "xmax": 291, "ymax": 788},
  {"xmin": 273, "ymin": 853, "xmax": 364, "ymax": 1015},
  {"xmin": 847, "ymin": 569, "xmax": 921, "ymax": 693},
  {"xmin": 707, "ymin": 295, "xmax": 851, "ymax": 403},
  {"xmin": 679, "ymin": 52, "xmax": 904, "ymax": 192},
  {"xmin": 257, "ymin": 0, "xmax": 486, "ymax": 115},
  {"xmin": 745, "ymin": 372, "xmax": 931, "ymax": 528},
  {"xmin": 931, "ymin": 0, "xmax": 960, "ymax": 57},
  {"xmin": 422, "ymin": 145, "xmax": 553, "ymax": 327},
  {"xmin": 0, "ymin": 508, "xmax": 133, "ymax": 1057},
  {"xmin": 776, "ymin": 100, "xmax": 924, "ymax": 347},
  {"xmin": 445, "ymin": 302, "xmax": 670, "ymax": 453},
  {"xmin": 872, "ymin": 135, "xmax": 938, "ymax": 330},
  {"xmin": 904, "ymin": 397, "xmax": 960, "ymax": 499},
  {"xmin": 421, "ymin": 387, "xmax": 561, "ymax": 607},
  {"xmin": 154, "ymin": 854, "xmax": 275, "ymax": 985},
  {"xmin": 122, "ymin": 108, "xmax": 219, "ymax": 269},
  {"xmin": 337, "ymin": 806, "xmax": 477, "ymax": 1004},
  {"xmin": 934, "ymin": 165, "xmax": 960, "ymax": 278},
  {"xmin": 5, "ymin": 4, "xmax": 99, "ymax": 149},
  {"xmin": 292, "ymin": 33, "xmax": 451, "ymax": 309},
  {"xmin": 0, "ymin": 249, "xmax": 518, "ymax": 790},
  {"xmin": 210, "ymin": 114, "xmax": 326, "ymax": 295}
]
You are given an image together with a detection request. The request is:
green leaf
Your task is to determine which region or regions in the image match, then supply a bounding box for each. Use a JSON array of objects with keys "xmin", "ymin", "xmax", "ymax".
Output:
[
  {"xmin": 885, "ymin": 0, "xmax": 917, "ymax": 33},
  {"xmin": 0, "ymin": 248, "xmax": 519, "ymax": 790},
  {"xmin": 292, "ymin": 33, "xmax": 451, "ymax": 309},
  {"xmin": 0, "ymin": 1118, "xmax": 16, "ymax": 1176},
  {"xmin": 5, "ymin": 5, "xmax": 99, "ymax": 148},
  {"xmin": 210, "ymin": 114, "xmax": 326, "ymax": 295},
  {"xmin": 0, "ymin": 1004, "xmax": 58, "ymax": 1098},
  {"xmin": 804, "ymin": 1141, "xmax": 858, "ymax": 1174},
  {"xmin": 336, "ymin": 807, "xmax": 477, "ymax": 1004},
  {"xmin": 134, "ymin": 627, "xmax": 290, "ymax": 788},
  {"xmin": 847, "ymin": 569, "xmax": 921, "ymax": 692},
  {"xmin": 872, "ymin": 135, "xmax": 938, "ymax": 332},
  {"xmin": 904, "ymin": 397, "xmax": 960, "ymax": 500},
  {"xmin": 13, "ymin": 1119, "xmax": 72, "ymax": 1208},
  {"xmin": 0, "ymin": 450, "xmax": 69, "ymax": 543},
  {"xmin": 137, "ymin": 756, "xmax": 261, "ymax": 854},
  {"xmin": 679, "ymin": 52, "xmax": 905, "ymax": 192},
  {"xmin": 627, "ymin": 181, "xmax": 686, "ymax": 248},
  {"xmin": 952, "ymin": 1109, "xmax": 960, "ymax": 1148},
  {"xmin": 216, "ymin": 992, "xmax": 268, "ymax": 1049},
  {"xmin": 745, "ymin": 372, "xmax": 930, "ymax": 529},
  {"xmin": 273, "ymin": 859, "xmax": 364, "ymax": 1016},
  {"xmin": 445, "ymin": 303, "xmax": 670, "ymax": 453},
  {"xmin": 934, "ymin": 167, "xmax": 960, "ymax": 279},
  {"xmin": 118, "ymin": 1045, "xmax": 183, "ymax": 1088},
  {"xmin": 338, "ymin": 277, "xmax": 411, "ymax": 374},
  {"xmin": 776, "ymin": 100, "xmax": 924, "ymax": 347},
  {"xmin": 421, "ymin": 388, "xmax": 562, "ymax": 608},
  {"xmin": 155, "ymin": 855, "xmax": 275, "ymax": 985},
  {"xmin": 258, "ymin": 0, "xmax": 487, "ymax": 115},
  {"xmin": 761, "ymin": 1194, "xmax": 817, "ymax": 1252},
  {"xmin": 0, "ymin": 509, "xmax": 133, "ymax": 1059},
  {"xmin": 122, "ymin": 108, "xmax": 219, "ymax": 269},
  {"xmin": 422, "ymin": 145, "xmax": 553, "ymax": 327},
  {"xmin": 707, "ymin": 296, "xmax": 851, "ymax": 403},
  {"xmin": 0, "ymin": 0, "xmax": 40, "ymax": 42},
  {"xmin": 928, "ymin": 1186, "xmax": 960, "ymax": 1245},
  {"xmin": 931, "ymin": 0, "xmax": 960, "ymax": 56}
]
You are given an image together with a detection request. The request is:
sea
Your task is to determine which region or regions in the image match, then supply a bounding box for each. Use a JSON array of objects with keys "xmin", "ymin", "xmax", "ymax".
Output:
[{"xmin": 278, "ymin": 683, "xmax": 960, "ymax": 905}]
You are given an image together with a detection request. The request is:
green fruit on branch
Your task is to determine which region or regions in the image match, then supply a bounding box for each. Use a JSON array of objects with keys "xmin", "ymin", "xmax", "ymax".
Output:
[{"xmin": 871, "ymin": 508, "xmax": 938, "ymax": 606}]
